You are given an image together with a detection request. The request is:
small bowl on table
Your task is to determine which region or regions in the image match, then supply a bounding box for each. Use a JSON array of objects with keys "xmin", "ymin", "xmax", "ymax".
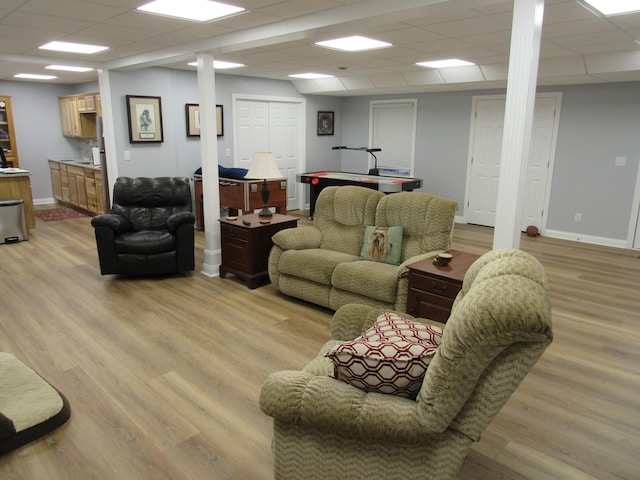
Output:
[{"xmin": 433, "ymin": 252, "xmax": 453, "ymax": 266}]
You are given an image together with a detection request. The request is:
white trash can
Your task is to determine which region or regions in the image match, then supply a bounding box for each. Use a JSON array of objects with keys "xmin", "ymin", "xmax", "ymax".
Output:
[{"xmin": 0, "ymin": 199, "xmax": 28, "ymax": 244}]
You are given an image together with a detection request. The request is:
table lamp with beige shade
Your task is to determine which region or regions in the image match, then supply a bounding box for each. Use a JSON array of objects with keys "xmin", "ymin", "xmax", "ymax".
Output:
[{"xmin": 246, "ymin": 151, "xmax": 282, "ymax": 223}]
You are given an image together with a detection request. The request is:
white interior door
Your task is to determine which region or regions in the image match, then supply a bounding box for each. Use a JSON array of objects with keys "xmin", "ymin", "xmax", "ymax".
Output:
[
  {"xmin": 465, "ymin": 93, "xmax": 560, "ymax": 231},
  {"xmin": 234, "ymin": 96, "xmax": 305, "ymax": 211},
  {"xmin": 466, "ymin": 98, "xmax": 505, "ymax": 226}
]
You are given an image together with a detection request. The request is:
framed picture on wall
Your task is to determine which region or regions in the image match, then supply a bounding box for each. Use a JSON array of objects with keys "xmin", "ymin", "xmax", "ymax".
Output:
[
  {"xmin": 185, "ymin": 103, "xmax": 224, "ymax": 137},
  {"xmin": 317, "ymin": 111, "xmax": 334, "ymax": 135},
  {"xmin": 126, "ymin": 95, "xmax": 163, "ymax": 143}
]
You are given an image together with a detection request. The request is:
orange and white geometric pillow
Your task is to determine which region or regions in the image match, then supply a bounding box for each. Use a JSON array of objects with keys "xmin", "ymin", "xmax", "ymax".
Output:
[{"xmin": 325, "ymin": 312, "xmax": 443, "ymax": 398}]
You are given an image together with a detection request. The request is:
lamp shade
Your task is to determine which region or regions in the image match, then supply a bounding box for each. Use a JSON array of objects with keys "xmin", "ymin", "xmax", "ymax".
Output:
[{"xmin": 246, "ymin": 151, "xmax": 282, "ymax": 180}]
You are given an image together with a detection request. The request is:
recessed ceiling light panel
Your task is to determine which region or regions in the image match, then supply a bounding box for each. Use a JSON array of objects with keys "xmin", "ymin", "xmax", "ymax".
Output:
[
  {"xmin": 315, "ymin": 36, "xmax": 392, "ymax": 52},
  {"xmin": 46, "ymin": 65, "xmax": 94, "ymax": 72},
  {"xmin": 188, "ymin": 60, "xmax": 245, "ymax": 69},
  {"xmin": 581, "ymin": 0, "xmax": 640, "ymax": 15},
  {"xmin": 288, "ymin": 73, "xmax": 335, "ymax": 79},
  {"xmin": 138, "ymin": 0, "xmax": 245, "ymax": 22},
  {"xmin": 416, "ymin": 59, "xmax": 475, "ymax": 69},
  {"xmin": 14, "ymin": 73, "xmax": 57, "ymax": 80},
  {"xmin": 39, "ymin": 41, "xmax": 108, "ymax": 54}
]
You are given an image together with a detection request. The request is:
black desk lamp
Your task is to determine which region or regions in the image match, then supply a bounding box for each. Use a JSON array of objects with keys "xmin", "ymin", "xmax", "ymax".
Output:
[
  {"xmin": 332, "ymin": 145, "xmax": 382, "ymax": 175},
  {"xmin": 246, "ymin": 151, "xmax": 283, "ymax": 223}
]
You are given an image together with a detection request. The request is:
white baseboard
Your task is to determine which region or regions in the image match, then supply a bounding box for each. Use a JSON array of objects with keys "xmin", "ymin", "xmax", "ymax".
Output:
[
  {"xmin": 454, "ymin": 218, "xmax": 630, "ymax": 249},
  {"xmin": 543, "ymin": 229, "xmax": 628, "ymax": 249},
  {"xmin": 34, "ymin": 197, "xmax": 56, "ymax": 205}
]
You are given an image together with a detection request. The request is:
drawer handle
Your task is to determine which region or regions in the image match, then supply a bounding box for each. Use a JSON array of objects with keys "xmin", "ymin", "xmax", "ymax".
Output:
[{"xmin": 432, "ymin": 282, "xmax": 447, "ymax": 294}]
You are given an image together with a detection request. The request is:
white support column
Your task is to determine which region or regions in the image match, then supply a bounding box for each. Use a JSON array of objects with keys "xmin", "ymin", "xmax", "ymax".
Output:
[
  {"xmin": 197, "ymin": 53, "xmax": 222, "ymax": 276},
  {"xmin": 96, "ymin": 69, "xmax": 118, "ymax": 206},
  {"xmin": 493, "ymin": 0, "xmax": 545, "ymax": 249}
]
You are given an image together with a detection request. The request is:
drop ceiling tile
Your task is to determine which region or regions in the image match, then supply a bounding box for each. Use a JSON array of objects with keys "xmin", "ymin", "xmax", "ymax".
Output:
[
  {"xmin": 479, "ymin": 63, "xmax": 508, "ymax": 81},
  {"xmin": 401, "ymin": 69, "xmax": 444, "ymax": 86},
  {"xmin": 438, "ymin": 65, "xmax": 485, "ymax": 83},
  {"xmin": 18, "ymin": 0, "xmax": 127, "ymax": 22},
  {"xmin": 538, "ymin": 55, "xmax": 586, "ymax": 76},
  {"xmin": 369, "ymin": 71, "xmax": 407, "ymax": 87},
  {"xmin": 426, "ymin": 16, "xmax": 510, "ymax": 38}
]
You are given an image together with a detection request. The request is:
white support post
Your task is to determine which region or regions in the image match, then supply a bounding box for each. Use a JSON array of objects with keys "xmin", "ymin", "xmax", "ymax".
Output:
[
  {"xmin": 197, "ymin": 53, "xmax": 222, "ymax": 276},
  {"xmin": 493, "ymin": 0, "xmax": 545, "ymax": 249}
]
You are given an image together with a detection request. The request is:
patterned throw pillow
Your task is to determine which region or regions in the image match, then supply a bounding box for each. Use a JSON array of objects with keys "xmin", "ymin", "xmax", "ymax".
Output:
[
  {"xmin": 325, "ymin": 312, "xmax": 443, "ymax": 398},
  {"xmin": 360, "ymin": 225, "xmax": 404, "ymax": 265}
]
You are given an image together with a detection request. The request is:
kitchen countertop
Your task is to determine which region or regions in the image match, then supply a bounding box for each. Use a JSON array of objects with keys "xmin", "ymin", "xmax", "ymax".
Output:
[{"xmin": 49, "ymin": 158, "xmax": 101, "ymax": 170}]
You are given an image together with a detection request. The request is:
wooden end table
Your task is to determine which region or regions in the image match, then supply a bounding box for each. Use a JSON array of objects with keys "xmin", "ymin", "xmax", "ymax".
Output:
[
  {"xmin": 219, "ymin": 213, "xmax": 298, "ymax": 289},
  {"xmin": 406, "ymin": 250, "xmax": 481, "ymax": 324}
]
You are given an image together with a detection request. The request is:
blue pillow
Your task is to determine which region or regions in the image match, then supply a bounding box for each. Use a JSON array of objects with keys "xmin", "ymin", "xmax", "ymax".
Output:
[{"xmin": 219, "ymin": 165, "xmax": 248, "ymax": 179}]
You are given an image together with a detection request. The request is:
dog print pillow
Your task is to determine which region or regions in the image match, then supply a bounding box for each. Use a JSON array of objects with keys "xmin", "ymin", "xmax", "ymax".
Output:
[{"xmin": 360, "ymin": 226, "xmax": 404, "ymax": 265}]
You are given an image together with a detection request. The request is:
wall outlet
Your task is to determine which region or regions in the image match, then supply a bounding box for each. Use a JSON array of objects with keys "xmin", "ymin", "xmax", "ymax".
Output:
[
  {"xmin": 615, "ymin": 156, "xmax": 626, "ymax": 167},
  {"xmin": 225, "ymin": 148, "xmax": 231, "ymax": 157},
  {"xmin": 123, "ymin": 150, "xmax": 131, "ymax": 161},
  {"xmin": 574, "ymin": 213, "xmax": 582, "ymax": 222}
]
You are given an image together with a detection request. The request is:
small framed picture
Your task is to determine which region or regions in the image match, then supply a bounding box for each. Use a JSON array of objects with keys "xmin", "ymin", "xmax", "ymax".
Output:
[
  {"xmin": 317, "ymin": 111, "xmax": 334, "ymax": 136},
  {"xmin": 126, "ymin": 95, "xmax": 163, "ymax": 143},
  {"xmin": 185, "ymin": 103, "xmax": 224, "ymax": 137}
]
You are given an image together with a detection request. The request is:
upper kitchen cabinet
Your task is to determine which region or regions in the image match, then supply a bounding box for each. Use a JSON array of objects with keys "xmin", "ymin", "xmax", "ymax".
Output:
[
  {"xmin": 0, "ymin": 95, "xmax": 19, "ymax": 168},
  {"xmin": 59, "ymin": 93, "xmax": 100, "ymax": 138}
]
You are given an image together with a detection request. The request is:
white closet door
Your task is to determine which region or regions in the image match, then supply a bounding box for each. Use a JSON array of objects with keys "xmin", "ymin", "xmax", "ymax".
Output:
[
  {"xmin": 236, "ymin": 100, "xmax": 269, "ymax": 171},
  {"xmin": 234, "ymin": 97, "xmax": 304, "ymax": 211}
]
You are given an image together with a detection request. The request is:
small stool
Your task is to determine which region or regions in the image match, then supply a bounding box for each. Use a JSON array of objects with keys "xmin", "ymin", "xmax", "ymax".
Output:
[{"xmin": 0, "ymin": 199, "xmax": 28, "ymax": 244}]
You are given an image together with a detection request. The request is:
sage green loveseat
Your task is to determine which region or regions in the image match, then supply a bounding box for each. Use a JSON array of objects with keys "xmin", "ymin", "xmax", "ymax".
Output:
[
  {"xmin": 268, "ymin": 185, "xmax": 458, "ymax": 312},
  {"xmin": 260, "ymin": 249, "xmax": 553, "ymax": 480}
]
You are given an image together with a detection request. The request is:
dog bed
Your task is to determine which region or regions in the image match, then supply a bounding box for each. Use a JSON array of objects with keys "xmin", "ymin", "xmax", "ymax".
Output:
[{"xmin": 0, "ymin": 352, "xmax": 71, "ymax": 456}]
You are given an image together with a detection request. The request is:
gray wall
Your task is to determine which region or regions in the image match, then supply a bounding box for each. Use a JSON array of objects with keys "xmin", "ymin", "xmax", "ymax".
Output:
[
  {"xmin": 108, "ymin": 68, "xmax": 344, "ymax": 181},
  {"xmin": 342, "ymin": 85, "xmax": 640, "ymax": 246},
  {"xmin": 2, "ymin": 72, "xmax": 640, "ymax": 248}
]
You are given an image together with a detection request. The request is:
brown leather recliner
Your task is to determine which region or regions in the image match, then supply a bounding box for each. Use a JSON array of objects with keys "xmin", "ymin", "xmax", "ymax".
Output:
[{"xmin": 91, "ymin": 177, "xmax": 195, "ymax": 275}]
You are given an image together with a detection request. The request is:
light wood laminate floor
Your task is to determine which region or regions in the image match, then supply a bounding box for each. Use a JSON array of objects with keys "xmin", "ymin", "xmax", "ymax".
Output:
[{"xmin": 0, "ymin": 210, "xmax": 638, "ymax": 479}]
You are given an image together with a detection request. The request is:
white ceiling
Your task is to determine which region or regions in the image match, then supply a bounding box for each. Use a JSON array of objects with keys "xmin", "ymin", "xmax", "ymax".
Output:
[{"xmin": 1, "ymin": 0, "xmax": 640, "ymax": 96}]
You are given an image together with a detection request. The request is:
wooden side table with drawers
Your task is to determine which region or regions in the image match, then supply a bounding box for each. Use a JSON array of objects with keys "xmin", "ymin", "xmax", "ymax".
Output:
[
  {"xmin": 219, "ymin": 213, "xmax": 298, "ymax": 289},
  {"xmin": 406, "ymin": 250, "xmax": 481, "ymax": 324}
]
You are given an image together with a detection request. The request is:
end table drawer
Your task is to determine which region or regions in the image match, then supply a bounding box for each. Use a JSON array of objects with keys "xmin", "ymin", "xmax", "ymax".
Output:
[
  {"xmin": 410, "ymin": 274, "xmax": 460, "ymax": 300},
  {"xmin": 222, "ymin": 224, "xmax": 250, "ymax": 241}
]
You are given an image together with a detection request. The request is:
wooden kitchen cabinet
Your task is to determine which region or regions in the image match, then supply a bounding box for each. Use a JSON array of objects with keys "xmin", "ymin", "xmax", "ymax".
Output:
[
  {"xmin": 48, "ymin": 160, "xmax": 105, "ymax": 214},
  {"xmin": 58, "ymin": 93, "xmax": 99, "ymax": 138}
]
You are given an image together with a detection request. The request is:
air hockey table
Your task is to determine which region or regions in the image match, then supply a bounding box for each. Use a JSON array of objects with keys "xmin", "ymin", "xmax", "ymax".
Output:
[{"xmin": 297, "ymin": 171, "xmax": 422, "ymax": 217}]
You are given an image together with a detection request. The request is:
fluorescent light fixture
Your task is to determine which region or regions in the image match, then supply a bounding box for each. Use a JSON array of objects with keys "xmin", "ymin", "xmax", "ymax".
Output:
[
  {"xmin": 137, "ymin": 0, "xmax": 245, "ymax": 21},
  {"xmin": 288, "ymin": 73, "xmax": 335, "ymax": 79},
  {"xmin": 315, "ymin": 36, "xmax": 392, "ymax": 52},
  {"xmin": 14, "ymin": 73, "xmax": 57, "ymax": 80},
  {"xmin": 416, "ymin": 59, "xmax": 475, "ymax": 68},
  {"xmin": 39, "ymin": 41, "xmax": 108, "ymax": 54},
  {"xmin": 581, "ymin": 0, "xmax": 640, "ymax": 15},
  {"xmin": 188, "ymin": 60, "xmax": 245, "ymax": 69},
  {"xmin": 46, "ymin": 65, "xmax": 94, "ymax": 72}
]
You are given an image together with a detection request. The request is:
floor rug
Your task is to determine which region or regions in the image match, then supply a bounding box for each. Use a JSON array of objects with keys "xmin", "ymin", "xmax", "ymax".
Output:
[
  {"xmin": 0, "ymin": 352, "xmax": 71, "ymax": 456},
  {"xmin": 35, "ymin": 207, "xmax": 89, "ymax": 222}
]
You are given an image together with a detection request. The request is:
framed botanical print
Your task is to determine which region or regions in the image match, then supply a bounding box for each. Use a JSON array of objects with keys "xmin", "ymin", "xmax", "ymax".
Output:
[
  {"xmin": 185, "ymin": 103, "xmax": 224, "ymax": 137},
  {"xmin": 126, "ymin": 95, "xmax": 163, "ymax": 143}
]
